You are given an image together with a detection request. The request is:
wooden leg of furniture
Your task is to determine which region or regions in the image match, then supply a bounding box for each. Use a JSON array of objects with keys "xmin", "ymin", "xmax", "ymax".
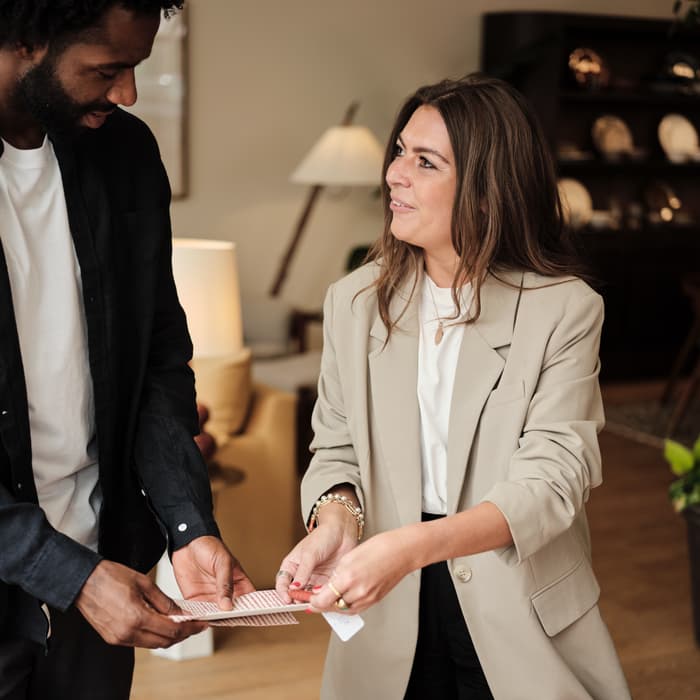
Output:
[
  {"xmin": 661, "ymin": 314, "xmax": 700, "ymax": 405},
  {"xmin": 666, "ymin": 356, "xmax": 700, "ymax": 438}
]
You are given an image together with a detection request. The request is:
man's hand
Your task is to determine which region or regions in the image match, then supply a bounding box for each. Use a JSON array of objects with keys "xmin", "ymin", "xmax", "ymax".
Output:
[
  {"xmin": 75, "ymin": 560, "xmax": 207, "ymax": 648},
  {"xmin": 171, "ymin": 535, "xmax": 255, "ymax": 610}
]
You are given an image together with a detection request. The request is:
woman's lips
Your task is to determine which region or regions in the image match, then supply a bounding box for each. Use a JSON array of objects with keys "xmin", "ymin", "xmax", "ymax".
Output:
[{"xmin": 390, "ymin": 199, "xmax": 416, "ymax": 212}]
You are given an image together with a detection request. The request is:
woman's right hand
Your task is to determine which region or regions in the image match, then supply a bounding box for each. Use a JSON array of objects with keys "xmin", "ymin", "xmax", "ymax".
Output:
[{"xmin": 275, "ymin": 503, "xmax": 360, "ymax": 604}]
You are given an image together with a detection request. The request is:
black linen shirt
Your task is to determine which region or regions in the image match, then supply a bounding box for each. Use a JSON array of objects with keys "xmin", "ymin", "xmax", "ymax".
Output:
[{"xmin": 0, "ymin": 109, "xmax": 220, "ymax": 645}]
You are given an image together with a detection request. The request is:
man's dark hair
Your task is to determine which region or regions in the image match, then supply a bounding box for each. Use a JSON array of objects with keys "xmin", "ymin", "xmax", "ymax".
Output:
[{"xmin": 0, "ymin": 1, "xmax": 184, "ymax": 50}]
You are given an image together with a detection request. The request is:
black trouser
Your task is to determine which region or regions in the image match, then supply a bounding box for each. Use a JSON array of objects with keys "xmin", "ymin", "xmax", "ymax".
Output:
[
  {"xmin": 0, "ymin": 606, "xmax": 133, "ymax": 700},
  {"xmin": 404, "ymin": 514, "xmax": 494, "ymax": 700}
]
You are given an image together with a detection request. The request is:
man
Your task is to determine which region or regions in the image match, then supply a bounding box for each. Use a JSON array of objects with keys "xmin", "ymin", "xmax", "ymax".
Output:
[{"xmin": 0, "ymin": 1, "xmax": 254, "ymax": 698}]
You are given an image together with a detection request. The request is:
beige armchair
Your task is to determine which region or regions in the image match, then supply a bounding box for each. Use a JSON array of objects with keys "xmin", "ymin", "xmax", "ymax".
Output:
[
  {"xmin": 209, "ymin": 382, "xmax": 299, "ymax": 588},
  {"xmin": 192, "ymin": 349, "xmax": 300, "ymax": 588}
]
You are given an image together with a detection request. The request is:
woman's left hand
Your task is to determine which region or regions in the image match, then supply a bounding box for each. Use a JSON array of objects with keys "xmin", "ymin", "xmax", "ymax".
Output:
[{"xmin": 308, "ymin": 529, "xmax": 415, "ymax": 615}]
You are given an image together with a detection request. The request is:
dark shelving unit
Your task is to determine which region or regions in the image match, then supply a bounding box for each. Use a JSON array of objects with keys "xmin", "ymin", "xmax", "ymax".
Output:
[{"xmin": 482, "ymin": 11, "xmax": 700, "ymax": 381}]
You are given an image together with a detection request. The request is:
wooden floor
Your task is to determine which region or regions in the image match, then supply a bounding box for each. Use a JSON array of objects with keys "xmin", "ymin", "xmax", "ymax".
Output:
[{"xmin": 132, "ymin": 383, "xmax": 700, "ymax": 699}]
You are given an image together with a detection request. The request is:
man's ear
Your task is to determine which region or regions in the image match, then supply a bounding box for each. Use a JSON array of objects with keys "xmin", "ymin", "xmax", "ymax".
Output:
[{"xmin": 15, "ymin": 42, "xmax": 48, "ymax": 64}]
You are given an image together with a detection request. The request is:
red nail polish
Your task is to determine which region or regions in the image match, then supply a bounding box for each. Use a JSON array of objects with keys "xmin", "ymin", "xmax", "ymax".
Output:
[
  {"xmin": 312, "ymin": 585, "xmax": 322, "ymax": 590},
  {"xmin": 304, "ymin": 607, "xmax": 313, "ymax": 614},
  {"xmin": 290, "ymin": 581, "xmax": 301, "ymax": 588}
]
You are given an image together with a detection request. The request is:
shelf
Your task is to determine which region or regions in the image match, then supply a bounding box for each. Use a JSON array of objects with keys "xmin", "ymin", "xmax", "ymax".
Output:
[
  {"xmin": 557, "ymin": 159, "xmax": 700, "ymax": 176},
  {"xmin": 559, "ymin": 89, "xmax": 700, "ymax": 108},
  {"xmin": 577, "ymin": 226, "xmax": 700, "ymax": 250},
  {"xmin": 483, "ymin": 11, "xmax": 700, "ymax": 379}
]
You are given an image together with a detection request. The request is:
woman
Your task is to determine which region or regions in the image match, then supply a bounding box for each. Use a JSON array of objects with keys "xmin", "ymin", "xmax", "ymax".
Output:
[{"xmin": 276, "ymin": 75, "xmax": 630, "ymax": 699}]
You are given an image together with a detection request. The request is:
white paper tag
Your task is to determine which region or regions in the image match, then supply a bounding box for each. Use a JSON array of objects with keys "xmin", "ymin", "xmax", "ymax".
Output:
[{"xmin": 321, "ymin": 611, "xmax": 364, "ymax": 641}]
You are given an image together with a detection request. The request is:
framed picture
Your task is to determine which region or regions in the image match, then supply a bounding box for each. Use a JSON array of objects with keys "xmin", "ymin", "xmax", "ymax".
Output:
[{"xmin": 127, "ymin": 9, "xmax": 188, "ymax": 198}]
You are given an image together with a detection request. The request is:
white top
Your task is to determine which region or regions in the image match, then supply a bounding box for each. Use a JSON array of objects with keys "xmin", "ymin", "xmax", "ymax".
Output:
[
  {"xmin": 0, "ymin": 137, "xmax": 101, "ymax": 550},
  {"xmin": 417, "ymin": 274, "xmax": 472, "ymax": 515}
]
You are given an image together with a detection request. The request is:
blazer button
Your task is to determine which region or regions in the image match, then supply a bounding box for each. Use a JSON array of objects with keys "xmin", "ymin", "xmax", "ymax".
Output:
[{"xmin": 454, "ymin": 565, "xmax": 472, "ymax": 583}]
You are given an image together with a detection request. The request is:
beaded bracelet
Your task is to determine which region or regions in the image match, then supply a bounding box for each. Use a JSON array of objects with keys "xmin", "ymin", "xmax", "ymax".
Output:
[{"xmin": 307, "ymin": 493, "xmax": 364, "ymax": 541}]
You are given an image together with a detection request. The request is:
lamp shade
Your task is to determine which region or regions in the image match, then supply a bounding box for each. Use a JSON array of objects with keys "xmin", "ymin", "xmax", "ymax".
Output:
[
  {"xmin": 171, "ymin": 238, "xmax": 243, "ymax": 357},
  {"xmin": 290, "ymin": 125, "xmax": 385, "ymax": 186}
]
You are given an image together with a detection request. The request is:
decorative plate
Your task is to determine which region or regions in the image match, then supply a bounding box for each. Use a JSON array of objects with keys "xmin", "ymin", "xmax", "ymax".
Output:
[
  {"xmin": 592, "ymin": 115, "xmax": 634, "ymax": 158},
  {"xmin": 658, "ymin": 113, "xmax": 699, "ymax": 161},
  {"xmin": 568, "ymin": 47, "xmax": 609, "ymax": 89},
  {"xmin": 558, "ymin": 178, "xmax": 593, "ymax": 229}
]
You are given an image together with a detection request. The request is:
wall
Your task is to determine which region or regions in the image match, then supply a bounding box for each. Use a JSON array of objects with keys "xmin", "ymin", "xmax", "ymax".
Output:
[{"xmin": 169, "ymin": 0, "xmax": 674, "ymax": 341}]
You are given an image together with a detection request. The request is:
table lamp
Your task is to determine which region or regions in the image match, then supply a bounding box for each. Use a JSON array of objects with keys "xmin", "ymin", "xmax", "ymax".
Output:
[
  {"xmin": 172, "ymin": 238, "xmax": 243, "ymax": 356},
  {"xmin": 269, "ymin": 102, "xmax": 384, "ymax": 296},
  {"xmin": 171, "ymin": 238, "xmax": 251, "ymax": 448}
]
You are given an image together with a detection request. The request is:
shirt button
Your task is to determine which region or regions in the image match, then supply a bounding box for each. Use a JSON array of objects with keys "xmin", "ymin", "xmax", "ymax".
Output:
[
  {"xmin": 1, "ymin": 410, "xmax": 8, "ymax": 416},
  {"xmin": 177, "ymin": 523, "xmax": 188, "ymax": 532},
  {"xmin": 140, "ymin": 489, "xmax": 146, "ymax": 497},
  {"xmin": 454, "ymin": 565, "xmax": 472, "ymax": 583},
  {"xmin": 16, "ymin": 483, "xmax": 22, "ymax": 490}
]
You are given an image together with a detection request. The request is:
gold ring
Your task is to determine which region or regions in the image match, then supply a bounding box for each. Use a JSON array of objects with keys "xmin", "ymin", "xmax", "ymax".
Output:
[
  {"xmin": 327, "ymin": 581, "xmax": 343, "ymax": 599},
  {"xmin": 335, "ymin": 597, "xmax": 350, "ymax": 610},
  {"xmin": 276, "ymin": 569, "xmax": 293, "ymax": 580}
]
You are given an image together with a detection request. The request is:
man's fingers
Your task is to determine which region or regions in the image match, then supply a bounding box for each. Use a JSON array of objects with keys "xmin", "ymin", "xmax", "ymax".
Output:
[
  {"xmin": 123, "ymin": 620, "xmax": 207, "ymax": 649},
  {"xmin": 140, "ymin": 578, "xmax": 179, "ymax": 615},
  {"xmin": 215, "ymin": 556, "xmax": 235, "ymax": 611},
  {"xmin": 139, "ymin": 605, "xmax": 207, "ymax": 641}
]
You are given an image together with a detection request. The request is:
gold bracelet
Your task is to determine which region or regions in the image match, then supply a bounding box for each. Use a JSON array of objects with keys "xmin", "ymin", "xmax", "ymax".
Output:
[{"xmin": 308, "ymin": 493, "xmax": 364, "ymax": 541}]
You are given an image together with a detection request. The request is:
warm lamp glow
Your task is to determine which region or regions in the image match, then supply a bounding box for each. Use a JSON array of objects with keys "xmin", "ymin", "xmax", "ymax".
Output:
[
  {"xmin": 171, "ymin": 238, "xmax": 243, "ymax": 357},
  {"xmin": 290, "ymin": 125, "xmax": 384, "ymax": 186}
]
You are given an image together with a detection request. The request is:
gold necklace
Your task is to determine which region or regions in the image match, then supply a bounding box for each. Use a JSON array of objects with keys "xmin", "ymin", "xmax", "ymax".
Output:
[{"xmin": 425, "ymin": 277, "xmax": 465, "ymax": 345}]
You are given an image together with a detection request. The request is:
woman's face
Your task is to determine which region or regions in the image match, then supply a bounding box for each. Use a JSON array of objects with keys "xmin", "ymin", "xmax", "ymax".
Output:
[{"xmin": 386, "ymin": 105, "xmax": 457, "ymax": 261}]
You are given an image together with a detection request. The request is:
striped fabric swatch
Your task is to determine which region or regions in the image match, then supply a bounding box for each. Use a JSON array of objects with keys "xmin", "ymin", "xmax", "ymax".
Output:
[{"xmin": 171, "ymin": 590, "xmax": 304, "ymax": 627}]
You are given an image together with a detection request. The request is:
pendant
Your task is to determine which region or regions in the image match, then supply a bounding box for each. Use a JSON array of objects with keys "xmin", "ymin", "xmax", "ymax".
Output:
[{"xmin": 434, "ymin": 322, "xmax": 444, "ymax": 345}]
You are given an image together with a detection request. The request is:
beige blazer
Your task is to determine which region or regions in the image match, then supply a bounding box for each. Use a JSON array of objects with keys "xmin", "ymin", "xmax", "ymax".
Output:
[{"xmin": 301, "ymin": 263, "xmax": 631, "ymax": 700}]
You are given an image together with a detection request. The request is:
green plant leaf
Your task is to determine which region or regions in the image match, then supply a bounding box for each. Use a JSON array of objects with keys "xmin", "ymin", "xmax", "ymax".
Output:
[
  {"xmin": 688, "ymin": 487, "xmax": 700, "ymax": 507},
  {"xmin": 693, "ymin": 435, "xmax": 700, "ymax": 463},
  {"xmin": 664, "ymin": 439, "xmax": 695, "ymax": 476}
]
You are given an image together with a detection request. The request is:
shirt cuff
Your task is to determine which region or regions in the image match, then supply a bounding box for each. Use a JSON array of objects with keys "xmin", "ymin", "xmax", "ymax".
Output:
[{"xmin": 24, "ymin": 531, "xmax": 102, "ymax": 611}]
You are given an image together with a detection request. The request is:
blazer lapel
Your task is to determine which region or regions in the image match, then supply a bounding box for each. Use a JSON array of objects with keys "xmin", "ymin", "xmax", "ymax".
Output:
[
  {"xmin": 367, "ymin": 271, "xmax": 423, "ymax": 526},
  {"xmin": 446, "ymin": 271, "xmax": 524, "ymax": 514}
]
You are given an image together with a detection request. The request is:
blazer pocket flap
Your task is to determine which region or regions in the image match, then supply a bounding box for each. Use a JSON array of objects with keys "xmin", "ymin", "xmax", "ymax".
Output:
[
  {"xmin": 531, "ymin": 557, "xmax": 600, "ymax": 637},
  {"xmin": 486, "ymin": 380, "xmax": 525, "ymax": 407}
]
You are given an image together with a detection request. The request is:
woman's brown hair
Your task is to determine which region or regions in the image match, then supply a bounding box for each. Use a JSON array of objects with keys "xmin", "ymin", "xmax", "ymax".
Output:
[{"xmin": 365, "ymin": 73, "xmax": 584, "ymax": 336}]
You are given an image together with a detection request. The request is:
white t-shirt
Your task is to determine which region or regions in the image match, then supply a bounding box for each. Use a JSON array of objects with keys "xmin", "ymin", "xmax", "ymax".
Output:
[
  {"xmin": 417, "ymin": 274, "xmax": 472, "ymax": 515},
  {"xmin": 0, "ymin": 136, "xmax": 101, "ymax": 550}
]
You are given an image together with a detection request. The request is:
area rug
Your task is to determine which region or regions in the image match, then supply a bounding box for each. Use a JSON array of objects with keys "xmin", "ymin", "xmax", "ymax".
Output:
[{"xmin": 604, "ymin": 395, "xmax": 700, "ymax": 449}]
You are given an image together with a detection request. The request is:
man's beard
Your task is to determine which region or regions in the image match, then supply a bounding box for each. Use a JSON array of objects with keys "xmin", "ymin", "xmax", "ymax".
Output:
[{"xmin": 15, "ymin": 54, "xmax": 113, "ymax": 139}]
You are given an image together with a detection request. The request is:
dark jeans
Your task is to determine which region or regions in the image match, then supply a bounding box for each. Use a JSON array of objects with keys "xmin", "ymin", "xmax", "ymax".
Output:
[
  {"xmin": 0, "ymin": 606, "xmax": 133, "ymax": 700},
  {"xmin": 404, "ymin": 514, "xmax": 494, "ymax": 700}
]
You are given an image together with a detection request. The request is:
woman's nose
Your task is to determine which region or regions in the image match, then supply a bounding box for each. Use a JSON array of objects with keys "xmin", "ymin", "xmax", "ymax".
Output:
[{"xmin": 386, "ymin": 158, "xmax": 410, "ymax": 188}]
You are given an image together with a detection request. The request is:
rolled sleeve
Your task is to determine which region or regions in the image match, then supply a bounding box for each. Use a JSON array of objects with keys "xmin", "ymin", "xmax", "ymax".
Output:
[{"xmin": 482, "ymin": 291, "xmax": 605, "ymax": 564}]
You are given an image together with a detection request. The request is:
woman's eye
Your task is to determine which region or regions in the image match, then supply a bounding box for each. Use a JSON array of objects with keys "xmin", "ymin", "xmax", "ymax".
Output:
[
  {"xmin": 419, "ymin": 156, "xmax": 435, "ymax": 169},
  {"xmin": 393, "ymin": 143, "xmax": 405, "ymax": 157}
]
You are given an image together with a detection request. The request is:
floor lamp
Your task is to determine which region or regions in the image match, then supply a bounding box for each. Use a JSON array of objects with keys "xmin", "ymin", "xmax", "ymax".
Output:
[{"xmin": 269, "ymin": 102, "xmax": 385, "ymax": 297}]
